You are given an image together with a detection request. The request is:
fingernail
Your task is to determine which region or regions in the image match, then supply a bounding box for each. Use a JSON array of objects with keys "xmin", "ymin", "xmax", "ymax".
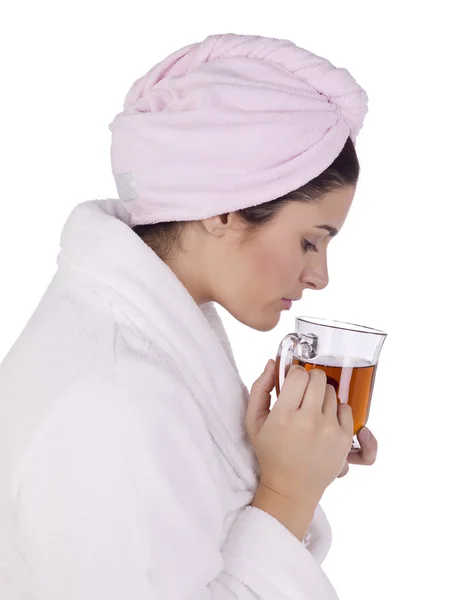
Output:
[
  {"xmin": 359, "ymin": 427, "xmax": 371, "ymax": 441},
  {"xmin": 264, "ymin": 359, "xmax": 272, "ymax": 373}
]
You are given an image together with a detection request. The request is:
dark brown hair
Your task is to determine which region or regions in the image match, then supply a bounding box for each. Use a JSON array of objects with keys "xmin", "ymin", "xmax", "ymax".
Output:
[{"xmin": 132, "ymin": 136, "xmax": 359, "ymax": 262}]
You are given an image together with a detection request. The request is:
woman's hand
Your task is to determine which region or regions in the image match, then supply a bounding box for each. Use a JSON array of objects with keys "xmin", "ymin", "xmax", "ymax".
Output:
[{"xmin": 337, "ymin": 427, "xmax": 378, "ymax": 478}]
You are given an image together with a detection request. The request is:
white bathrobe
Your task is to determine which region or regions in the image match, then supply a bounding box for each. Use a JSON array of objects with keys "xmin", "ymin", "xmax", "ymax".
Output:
[{"xmin": 0, "ymin": 198, "xmax": 338, "ymax": 600}]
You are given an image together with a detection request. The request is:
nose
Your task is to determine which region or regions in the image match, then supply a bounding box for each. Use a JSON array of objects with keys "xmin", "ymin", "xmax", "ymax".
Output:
[{"xmin": 300, "ymin": 255, "xmax": 329, "ymax": 291}]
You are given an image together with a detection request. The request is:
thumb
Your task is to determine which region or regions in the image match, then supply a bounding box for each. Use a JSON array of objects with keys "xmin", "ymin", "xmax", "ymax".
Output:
[{"xmin": 245, "ymin": 359, "xmax": 275, "ymax": 442}]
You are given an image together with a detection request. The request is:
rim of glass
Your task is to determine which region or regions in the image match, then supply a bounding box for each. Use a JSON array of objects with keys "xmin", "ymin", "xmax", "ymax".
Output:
[{"xmin": 296, "ymin": 316, "xmax": 387, "ymax": 336}]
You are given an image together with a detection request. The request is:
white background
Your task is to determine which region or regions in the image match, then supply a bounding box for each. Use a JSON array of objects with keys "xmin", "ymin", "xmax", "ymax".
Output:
[{"xmin": 1, "ymin": 1, "xmax": 447, "ymax": 598}]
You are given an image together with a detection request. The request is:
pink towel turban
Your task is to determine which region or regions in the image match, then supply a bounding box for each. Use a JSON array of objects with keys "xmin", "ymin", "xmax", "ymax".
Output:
[{"xmin": 108, "ymin": 33, "xmax": 368, "ymax": 227}]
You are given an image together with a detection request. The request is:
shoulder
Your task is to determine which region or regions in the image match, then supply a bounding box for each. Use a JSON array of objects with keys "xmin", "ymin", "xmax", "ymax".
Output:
[
  {"xmin": 17, "ymin": 361, "xmax": 216, "ymax": 494},
  {"xmin": 59, "ymin": 361, "xmax": 204, "ymax": 438}
]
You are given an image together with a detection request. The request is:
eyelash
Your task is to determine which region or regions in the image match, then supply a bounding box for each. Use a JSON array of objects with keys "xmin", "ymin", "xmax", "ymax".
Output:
[{"xmin": 302, "ymin": 239, "xmax": 319, "ymax": 253}]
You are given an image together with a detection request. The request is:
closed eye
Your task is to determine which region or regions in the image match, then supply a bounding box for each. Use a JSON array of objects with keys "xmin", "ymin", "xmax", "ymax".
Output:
[{"xmin": 302, "ymin": 239, "xmax": 319, "ymax": 253}]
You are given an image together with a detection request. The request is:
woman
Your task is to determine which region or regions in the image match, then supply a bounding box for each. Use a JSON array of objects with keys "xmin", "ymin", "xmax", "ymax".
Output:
[{"xmin": 0, "ymin": 33, "xmax": 377, "ymax": 599}]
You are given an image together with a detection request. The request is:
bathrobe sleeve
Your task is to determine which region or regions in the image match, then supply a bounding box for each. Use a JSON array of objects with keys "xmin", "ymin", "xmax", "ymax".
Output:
[{"xmin": 15, "ymin": 365, "xmax": 339, "ymax": 600}]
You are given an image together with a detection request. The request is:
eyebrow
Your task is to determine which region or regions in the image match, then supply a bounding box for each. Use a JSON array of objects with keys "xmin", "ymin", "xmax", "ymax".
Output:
[{"xmin": 315, "ymin": 225, "xmax": 339, "ymax": 237}]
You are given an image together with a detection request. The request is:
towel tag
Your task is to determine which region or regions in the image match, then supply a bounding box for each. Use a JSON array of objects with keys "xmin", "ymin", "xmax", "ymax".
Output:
[{"xmin": 113, "ymin": 172, "xmax": 138, "ymax": 201}]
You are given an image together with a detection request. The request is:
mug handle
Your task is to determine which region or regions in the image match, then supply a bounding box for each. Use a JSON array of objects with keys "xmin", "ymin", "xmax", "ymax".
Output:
[{"xmin": 276, "ymin": 332, "xmax": 319, "ymax": 394}]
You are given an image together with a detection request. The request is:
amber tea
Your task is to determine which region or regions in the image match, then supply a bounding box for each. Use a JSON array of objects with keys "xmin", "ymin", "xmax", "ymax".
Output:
[{"xmin": 275, "ymin": 355, "xmax": 377, "ymax": 436}]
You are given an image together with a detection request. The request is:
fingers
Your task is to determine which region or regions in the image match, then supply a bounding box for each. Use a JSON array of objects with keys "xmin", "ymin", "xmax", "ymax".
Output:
[
  {"xmin": 337, "ymin": 402, "xmax": 354, "ymax": 437},
  {"xmin": 271, "ymin": 365, "xmax": 310, "ymax": 413},
  {"xmin": 250, "ymin": 359, "xmax": 276, "ymax": 398},
  {"xmin": 246, "ymin": 360, "xmax": 276, "ymax": 429},
  {"xmin": 347, "ymin": 428, "xmax": 378, "ymax": 466},
  {"xmin": 300, "ymin": 368, "xmax": 328, "ymax": 412},
  {"xmin": 322, "ymin": 382, "xmax": 338, "ymax": 417}
]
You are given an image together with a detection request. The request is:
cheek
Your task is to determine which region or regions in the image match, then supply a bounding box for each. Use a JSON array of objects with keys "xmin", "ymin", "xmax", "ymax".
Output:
[{"xmin": 252, "ymin": 244, "xmax": 300, "ymax": 288}]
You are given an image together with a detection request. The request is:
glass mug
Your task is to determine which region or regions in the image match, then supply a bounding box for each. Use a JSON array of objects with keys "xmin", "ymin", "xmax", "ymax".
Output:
[{"xmin": 275, "ymin": 316, "xmax": 387, "ymax": 452}]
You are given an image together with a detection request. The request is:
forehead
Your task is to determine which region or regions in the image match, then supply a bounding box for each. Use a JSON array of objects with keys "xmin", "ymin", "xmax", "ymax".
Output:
[{"xmin": 280, "ymin": 187, "xmax": 356, "ymax": 228}]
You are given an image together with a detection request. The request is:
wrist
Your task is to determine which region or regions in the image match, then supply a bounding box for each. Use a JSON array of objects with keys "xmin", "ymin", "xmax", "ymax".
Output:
[{"xmin": 251, "ymin": 483, "xmax": 320, "ymax": 542}]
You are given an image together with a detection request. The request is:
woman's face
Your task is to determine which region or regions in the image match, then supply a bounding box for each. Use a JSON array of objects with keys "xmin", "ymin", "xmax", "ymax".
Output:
[
  {"xmin": 169, "ymin": 185, "xmax": 356, "ymax": 332},
  {"xmin": 202, "ymin": 187, "xmax": 355, "ymax": 331}
]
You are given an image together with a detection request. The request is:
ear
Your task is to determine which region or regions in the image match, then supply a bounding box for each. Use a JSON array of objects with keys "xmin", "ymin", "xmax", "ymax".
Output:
[
  {"xmin": 202, "ymin": 213, "xmax": 227, "ymax": 229},
  {"xmin": 201, "ymin": 213, "xmax": 241, "ymax": 238}
]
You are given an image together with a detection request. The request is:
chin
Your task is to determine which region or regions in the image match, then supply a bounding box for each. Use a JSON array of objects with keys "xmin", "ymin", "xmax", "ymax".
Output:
[{"xmin": 225, "ymin": 303, "xmax": 281, "ymax": 332}]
